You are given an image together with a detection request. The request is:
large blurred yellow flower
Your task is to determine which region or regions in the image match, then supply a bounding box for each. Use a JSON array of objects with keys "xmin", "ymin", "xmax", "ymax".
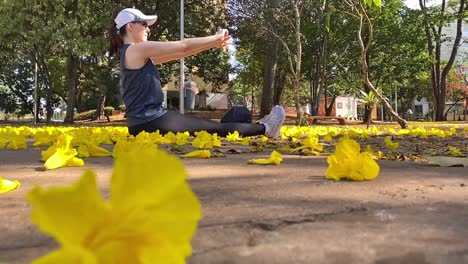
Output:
[
  {"xmin": 27, "ymin": 145, "xmax": 201, "ymax": 264},
  {"xmin": 326, "ymin": 138, "xmax": 380, "ymax": 181}
]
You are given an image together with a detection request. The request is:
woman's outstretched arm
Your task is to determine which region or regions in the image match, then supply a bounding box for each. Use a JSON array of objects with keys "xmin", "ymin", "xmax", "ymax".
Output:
[{"xmin": 129, "ymin": 30, "xmax": 229, "ymax": 66}]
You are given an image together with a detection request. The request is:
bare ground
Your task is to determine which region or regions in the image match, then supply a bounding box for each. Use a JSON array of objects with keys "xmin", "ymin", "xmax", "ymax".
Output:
[{"xmin": 1, "ymin": 138, "xmax": 467, "ymax": 263}]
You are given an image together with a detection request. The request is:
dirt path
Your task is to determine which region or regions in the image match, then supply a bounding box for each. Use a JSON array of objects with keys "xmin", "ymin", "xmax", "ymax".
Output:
[{"xmin": 1, "ymin": 144, "xmax": 467, "ymax": 264}]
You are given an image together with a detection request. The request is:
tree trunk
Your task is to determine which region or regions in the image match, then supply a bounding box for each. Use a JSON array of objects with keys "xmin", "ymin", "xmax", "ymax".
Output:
[
  {"xmin": 260, "ymin": 40, "xmax": 278, "ymax": 118},
  {"xmin": 31, "ymin": 53, "xmax": 41, "ymax": 123},
  {"xmin": 325, "ymin": 95, "xmax": 336, "ymax": 116},
  {"xmin": 293, "ymin": 77, "xmax": 303, "ymax": 125},
  {"xmin": 266, "ymin": 0, "xmax": 302, "ymax": 124},
  {"xmin": 36, "ymin": 51, "xmax": 54, "ymax": 123},
  {"xmin": 420, "ymin": 0, "xmax": 466, "ymax": 121},
  {"xmin": 310, "ymin": 72, "xmax": 320, "ymax": 116},
  {"xmin": 362, "ymin": 56, "xmax": 372, "ymax": 125},
  {"xmin": 310, "ymin": 1, "xmax": 329, "ymax": 118},
  {"xmin": 64, "ymin": 51, "xmax": 78, "ymax": 124},
  {"xmin": 93, "ymin": 94, "xmax": 106, "ymax": 121},
  {"xmin": 63, "ymin": 0, "xmax": 78, "ymax": 124},
  {"xmin": 366, "ymin": 106, "xmax": 373, "ymax": 128},
  {"xmin": 273, "ymin": 69, "xmax": 285, "ymax": 105},
  {"xmin": 356, "ymin": 1, "xmax": 407, "ymax": 128},
  {"xmin": 293, "ymin": 0, "xmax": 303, "ymax": 125},
  {"xmin": 363, "ymin": 106, "xmax": 372, "ymax": 124},
  {"xmin": 320, "ymin": 1, "xmax": 330, "ymax": 117}
]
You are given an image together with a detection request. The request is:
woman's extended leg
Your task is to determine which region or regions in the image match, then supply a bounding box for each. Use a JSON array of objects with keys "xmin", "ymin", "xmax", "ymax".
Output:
[
  {"xmin": 128, "ymin": 111, "xmax": 265, "ymax": 137},
  {"xmin": 128, "ymin": 106, "xmax": 285, "ymax": 138}
]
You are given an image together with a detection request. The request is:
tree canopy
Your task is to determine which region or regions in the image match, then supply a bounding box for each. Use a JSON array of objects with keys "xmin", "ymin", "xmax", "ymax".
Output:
[
  {"xmin": 1, "ymin": 0, "xmax": 466, "ymax": 123},
  {"xmin": 0, "ymin": 0, "xmax": 230, "ymax": 122}
]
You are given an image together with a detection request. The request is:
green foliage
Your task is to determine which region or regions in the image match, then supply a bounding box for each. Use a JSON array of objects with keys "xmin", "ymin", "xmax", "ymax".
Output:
[
  {"xmin": 363, "ymin": 0, "xmax": 382, "ymax": 8},
  {"xmin": 186, "ymin": 49, "xmax": 230, "ymax": 92},
  {"xmin": 0, "ymin": 0, "xmax": 229, "ymax": 118},
  {"xmin": 0, "ymin": 0, "xmax": 460, "ymax": 122},
  {"xmin": 367, "ymin": 0, "xmax": 432, "ymax": 103},
  {"xmin": 104, "ymin": 106, "xmax": 114, "ymax": 117},
  {"xmin": 0, "ymin": 50, "xmax": 34, "ymax": 115},
  {"xmin": 74, "ymin": 110, "xmax": 97, "ymax": 121},
  {"xmin": 359, "ymin": 89, "xmax": 379, "ymax": 106},
  {"xmin": 0, "ymin": 86, "xmax": 17, "ymax": 114}
]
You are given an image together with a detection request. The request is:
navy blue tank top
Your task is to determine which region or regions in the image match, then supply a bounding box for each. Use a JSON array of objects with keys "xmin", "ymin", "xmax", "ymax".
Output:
[{"xmin": 120, "ymin": 44, "xmax": 166, "ymax": 127}]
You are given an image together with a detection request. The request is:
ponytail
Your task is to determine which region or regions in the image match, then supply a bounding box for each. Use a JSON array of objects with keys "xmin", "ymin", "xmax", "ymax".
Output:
[{"xmin": 108, "ymin": 22, "xmax": 126, "ymax": 58}]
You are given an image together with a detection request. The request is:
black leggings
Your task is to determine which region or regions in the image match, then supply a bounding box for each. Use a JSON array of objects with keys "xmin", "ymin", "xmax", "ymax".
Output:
[{"xmin": 128, "ymin": 111, "xmax": 266, "ymax": 137}]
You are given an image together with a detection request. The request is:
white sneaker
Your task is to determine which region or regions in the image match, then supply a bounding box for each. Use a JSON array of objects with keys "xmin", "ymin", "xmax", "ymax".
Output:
[
  {"xmin": 261, "ymin": 105, "xmax": 285, "ymax": 139},
  {"xmin": 257, "ymin": 105, "xmax": 280, "ymax": 123}
]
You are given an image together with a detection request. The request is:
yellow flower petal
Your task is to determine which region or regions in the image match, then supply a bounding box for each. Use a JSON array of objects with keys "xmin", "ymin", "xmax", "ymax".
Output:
[
  {"xmin": 0, "ymin": 177, "xmax": 20, "ymax": 194},
  {"xmin": 29, "ymin": 142, "xmax": 202, "ymax": 263},
  {"xmin": 356, "ymin": 153, "xmax": 380, "ymax": 180},
  {"xmin": 247, "ymin": 150, "xmax": 283, "ymax": 165},
  {"xmin": 212, "ymin": 133, "xmax": 222, "ymax": 147},
  {"xmin": 276, "ymin": 144, "xmax": 291, "ymax": 152},
  {"xmin": 240, "ymin": 137, "xmax": 250, "ymax": 146},
  {"xmin": 32, "ymin": 131, "xmax": 55, "ymax": 147},
  {"xmin": 41, "ymin": 146, "xmax": 57, "ymax": 161},
  {"xmin": 325, "ymin": 139, "xmax": 380, "ymax": 181},
  {"xmin": 43, "ymin": 149, "xmax": 79, "ymax": 170},
  {"xmin": 164, "ymin": 131, "xmax": 177, "ymax": 143},
  {"xmin": 6, "ymin": 133, "xmax": 27, "ymax": 150},
  {"xmin": 32, "ymin": 246, "xmax": 97, "ymax": 264},
  {"xmin": 384, "ymin": 136, "xmax": 399, "ymax": 150},
  {"xmin": 323, "ymin": 134, "xmax": 333, "ymax": 141},
  {"xmin": 335, "ymin": 137, "xmax": 360, "ymax": 159},
  {"xmin": 65, "ymin": 157, "xmax": 85, "ymax": 167},
  {"xmin": 109, "ymin": 146, "xmax": 201, "ymax": 260},
  {"xmin": 27, "ymin": 170, "xmax": 110, "ymax": 247},
  {"xmin": 112, "ymin": 139, "xmax": 132, "ymax": 158},
  {"xmin": 325, "ymin": 155, "xmax": 351, "ymax": 181},
  {"xmin": 87, "ymin": 144, "xmax": 112, "ymax": 157},
  {"xmin": 226, "ymin": 131, "xmax": 240, "ymax": 142},
  {"xmin": 175, "ymin": 132, "xmax": 190, "ymax": 146},
  {"xmin": 192, "ymin": 131, "xmax": 216, "ymax": 149},
  {"xmin": 181, "ymin": 149, "xmax": 211, "ymax": 159},
  {"xmin": 78, "ymin": 144, "xmax": 91, "ymax": 158}
]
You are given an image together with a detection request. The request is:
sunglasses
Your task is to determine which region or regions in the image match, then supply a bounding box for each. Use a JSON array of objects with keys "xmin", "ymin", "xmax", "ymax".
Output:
[{"xmin": 132, "ymin": 21, "xmax": 148, "ymax": 28}]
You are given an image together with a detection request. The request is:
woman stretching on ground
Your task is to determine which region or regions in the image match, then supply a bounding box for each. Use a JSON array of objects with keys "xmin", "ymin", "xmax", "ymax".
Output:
[{"xmin": 108, "ymin": 8, "xmax": 285, "ymax": 138}]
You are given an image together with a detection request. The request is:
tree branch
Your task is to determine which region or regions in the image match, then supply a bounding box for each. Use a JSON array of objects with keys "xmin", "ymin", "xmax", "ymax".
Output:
[{"xmin": 264, "ymin": 22, "xmax": 296, "ymax": 76}]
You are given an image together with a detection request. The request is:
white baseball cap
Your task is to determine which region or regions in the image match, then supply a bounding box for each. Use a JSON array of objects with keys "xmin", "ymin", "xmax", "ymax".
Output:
[{"xmin": 115, "ymin": 8, "xmax": 158, "ymax": 30}]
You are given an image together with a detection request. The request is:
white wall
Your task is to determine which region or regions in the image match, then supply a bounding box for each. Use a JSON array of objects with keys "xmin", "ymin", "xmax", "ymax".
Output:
[
  {"xmin": 414, "ymin": 98, "xmax": 430, "ymax": 116},
  {"xmin": 335, "ymin": 96, "xmax": 359, "ymax": 119},
  {"xmin": 205, "ymin": 93, "xmax": 228, "ymax": 110}
]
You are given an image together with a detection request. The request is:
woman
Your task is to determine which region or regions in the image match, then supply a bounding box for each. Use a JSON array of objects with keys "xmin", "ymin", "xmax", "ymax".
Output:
[{"xmin": 109, "ymin": 8, "xmax": 285, "ymax": 138}]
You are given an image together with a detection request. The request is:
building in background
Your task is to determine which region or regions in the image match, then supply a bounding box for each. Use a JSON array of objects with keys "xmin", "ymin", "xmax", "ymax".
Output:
[
  {"xmin": 306, "ymin": 96, "xmax": 377, "ymax": 120},
  {"xmin": 162, "ymin": 74, "xmax": 228, "ymax": 111}
]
